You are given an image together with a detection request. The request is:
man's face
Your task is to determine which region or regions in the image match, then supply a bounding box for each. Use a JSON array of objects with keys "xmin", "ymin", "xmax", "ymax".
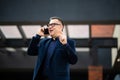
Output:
[{"xmin": 48, "ymin": 19, "xmax": 63, "ymax": 38}]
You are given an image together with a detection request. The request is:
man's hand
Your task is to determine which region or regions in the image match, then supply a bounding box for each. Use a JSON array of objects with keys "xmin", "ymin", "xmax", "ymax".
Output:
[
  {"xmin": 37, "ymin": 27, "xmax": 49, "ymax": 36},
  {"xmin": 59, "ymin": 33, "xmax": 67, "ymax": 45},
  {"xmin": 37, "ymin": 27, "xmax": 44, "ymax": 36}
]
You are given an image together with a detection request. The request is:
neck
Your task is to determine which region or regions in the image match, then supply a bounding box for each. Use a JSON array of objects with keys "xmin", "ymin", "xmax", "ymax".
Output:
[
  {"xmin": 51, "ymin": 34, "xmax": 59, "ymax": 38},
  {"xmin": 51, "ymin": 35, "xmax": 59, "ymax": 40},
  {"xmin": 52, "ymin": 36, "xmax": 57, "ymax": 39}
]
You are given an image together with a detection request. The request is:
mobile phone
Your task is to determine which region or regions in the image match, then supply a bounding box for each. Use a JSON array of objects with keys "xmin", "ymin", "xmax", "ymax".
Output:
[{"xmin": 44, "ymin": 28, "xmax": 49, "ymax": 34}]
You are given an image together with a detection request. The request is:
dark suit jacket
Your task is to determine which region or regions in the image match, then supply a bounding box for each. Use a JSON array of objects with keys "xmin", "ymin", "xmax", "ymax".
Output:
[{"xmin": 27, "ymin": 35, "xmax": 78, "ymax": 80}]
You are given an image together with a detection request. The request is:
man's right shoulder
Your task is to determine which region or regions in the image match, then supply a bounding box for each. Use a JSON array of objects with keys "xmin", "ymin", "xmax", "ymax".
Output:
[{"xmin": 39, "ymin": 38, "xmax": 51, "ymax": 44}]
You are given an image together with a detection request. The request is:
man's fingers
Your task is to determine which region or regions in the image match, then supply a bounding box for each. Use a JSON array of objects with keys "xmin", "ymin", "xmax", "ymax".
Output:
[{"xmin": 59, "ymin": 34, "xmax": 67, "ymax": 45}]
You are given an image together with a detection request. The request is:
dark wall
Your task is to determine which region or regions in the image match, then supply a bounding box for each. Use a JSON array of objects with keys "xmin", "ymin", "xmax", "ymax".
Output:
[{"xmin": 0, "ymin": 0, "xmax": 120, "ymax": 22}]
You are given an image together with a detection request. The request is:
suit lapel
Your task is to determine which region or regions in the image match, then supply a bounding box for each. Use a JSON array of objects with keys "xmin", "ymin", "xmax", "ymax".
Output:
[
  {"xmin": 44, "ymin": 38, "xmax": 63, "ymax": 62},
  {"xmin": 44, "ymin": 39, "xmax": 52, "ymax": 54},
  {"xmin": 38, "ymin": 39, "xmax": 51, "ymax": 65},
  {"xmin": 39, "ymin": 38, "xmax": 52, "ymax": 64}
]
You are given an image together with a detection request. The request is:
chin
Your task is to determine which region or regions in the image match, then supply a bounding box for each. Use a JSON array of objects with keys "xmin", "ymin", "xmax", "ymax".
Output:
[
  {"xmin": 49, "ymin": 33, "xmax": 54, "ymax": 37},
  {"xmin": 50, "ymin": 32, "xmax": 54, "ymax": 35}
]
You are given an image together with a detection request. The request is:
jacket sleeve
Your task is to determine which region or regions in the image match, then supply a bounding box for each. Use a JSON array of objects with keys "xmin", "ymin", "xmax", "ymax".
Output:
[
  {"xmin": 63, "ymin": 39, "xmax": 78, "ymax": 64},
  {"xmin": 27, "ymin": 34, "xmax": 41, "ymax": 56}
]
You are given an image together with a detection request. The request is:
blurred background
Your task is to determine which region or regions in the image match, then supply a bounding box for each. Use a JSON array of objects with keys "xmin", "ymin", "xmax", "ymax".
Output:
[{"xmin": 0, "ymin": 0, "xmax": 120, "ymax": 80}]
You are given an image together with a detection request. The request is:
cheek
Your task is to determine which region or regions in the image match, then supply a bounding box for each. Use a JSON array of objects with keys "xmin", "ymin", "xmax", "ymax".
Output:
[{"xmin": 57, "ymin": 27, "xmax": 62, "ymax": 31}]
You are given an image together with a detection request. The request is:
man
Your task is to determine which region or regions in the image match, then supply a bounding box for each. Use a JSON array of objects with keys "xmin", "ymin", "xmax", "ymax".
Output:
[{"xmin": 27, "ymin": 16, "xmax": 78, "ymax": 80}]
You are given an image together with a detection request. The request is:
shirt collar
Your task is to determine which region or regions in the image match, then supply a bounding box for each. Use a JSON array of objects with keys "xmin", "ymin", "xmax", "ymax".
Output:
[{"xmin": 52, "ymin": 37, "xmax": 59, "ymax": 41}]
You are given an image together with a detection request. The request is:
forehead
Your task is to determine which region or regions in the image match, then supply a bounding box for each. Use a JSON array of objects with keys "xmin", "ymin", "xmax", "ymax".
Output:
[{"xmin": 49, "ymin": 19, "xmax": 61, "ymax": 24}]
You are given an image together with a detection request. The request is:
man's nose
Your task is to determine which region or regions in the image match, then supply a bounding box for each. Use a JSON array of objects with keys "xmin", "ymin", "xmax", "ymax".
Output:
[{"xmin": 48, "ymin": 25, "xmax": 53, "ymax": 29}]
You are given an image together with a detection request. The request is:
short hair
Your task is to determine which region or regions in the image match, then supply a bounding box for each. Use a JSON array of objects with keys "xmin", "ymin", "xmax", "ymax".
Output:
[{"xmin": 49, "ymin": 16, "xmax": 64, "ymax": 26}]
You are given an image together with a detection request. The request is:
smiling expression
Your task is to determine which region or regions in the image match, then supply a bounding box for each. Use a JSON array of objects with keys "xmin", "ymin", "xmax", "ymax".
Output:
[{"xmin": 48, "ymin": 19, "xmax": 63, "ymax": 38}]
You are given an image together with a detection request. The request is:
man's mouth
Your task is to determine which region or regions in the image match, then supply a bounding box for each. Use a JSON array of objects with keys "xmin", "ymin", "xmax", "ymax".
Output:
[{"xmin": 49, "ymin": 30, "xmax": 53, "ymax": 33}]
